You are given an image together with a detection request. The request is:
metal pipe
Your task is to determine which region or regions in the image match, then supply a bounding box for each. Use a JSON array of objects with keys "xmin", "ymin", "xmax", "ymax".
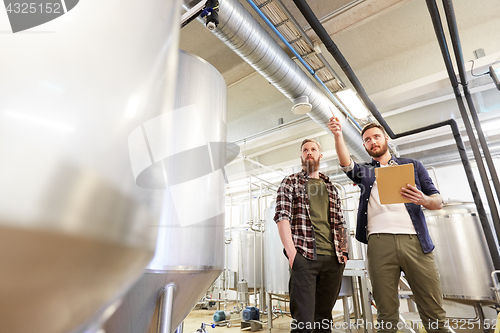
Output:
[
  {"xmin": 260, "ymin": 184, "xmax": 265, "ymax": 313},
  {"xmin": 424, "ymin": 0, "xmax": 500, "ymax": 263},
  {"xmin": 396, "ymin": 119, "xmax": 500, "ymax": 269},
  {"xmin": 174, "ymin": 322, "xmax": 184, "ymax": 333},
  {"xmin": 342, "ymin": 296, "xmax": 352, "ymax": 333},
  {"xmin": 291, "ymin": 0, "xmax": 394, "ymax": 137},
  {"xmin": 441, "ymin": 0, "xmax": 500, "ymax": 206},
  {"xmin": 230, "ymin": 195, "xmax": 233, "ymax": 242},
  {"xmin": 244, "ymin": 156, "xmax": 287, "ymax": 176},
  {"xmin": 268, "ymin": 293, "xmax": 273, "ymax": 333},
  {"xmin": 429, "ymin": 167, "xmax": 440, "ymax": 192},
  {"xmin": 292, "ymin": 0, "xmax": 500, "ymax": 270},
  {"xmin": 232, "ymin": 116, "xmax": 310, "ymax": 145},
  {"xmin": 183, "ymin": 0, "xmax": 370, "ymax": 161},
  {"xmin": 158, "ymin": 284, "xmax": 176, "ymax": 333},
  {"xmin": 245, "ymin": 0, "xmax": 361, "ymax": 130},
  {"xmin": 351, "ymin": 277, "xmax": 361, "ymax": 321},
  {"xmin": 254, "ymin": 226, "xmax": 257, "ymax": 307},
  {"xmin": 223, "ymin": 261, "xmax": 228, "ymax": 310},
  {"xmin": 249, "ymin": 175, "xmax": 253, "ymax": 225},
  {"xmin": 249, "ymin": 174, "xmax": 280, "ymax": 189}
]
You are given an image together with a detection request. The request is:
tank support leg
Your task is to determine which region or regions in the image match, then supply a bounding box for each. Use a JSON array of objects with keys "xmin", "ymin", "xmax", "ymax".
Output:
[
  {"xmin": 158, "ymin": 284, "xmax": 176, "ymax": 333},
  {"xmin": 174, "ymin": 322, "xmax": 184, "ymax": 333},
  {"xmin": 268, "ymin": 293, "xmax": 273, "ymax": 333}
]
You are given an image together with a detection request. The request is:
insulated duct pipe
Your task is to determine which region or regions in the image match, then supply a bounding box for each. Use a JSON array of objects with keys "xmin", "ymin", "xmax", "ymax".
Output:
[
  {"xmin": 244, "ymin": 0, "xmax": 361, "ymax": 130},
  {"xmin": 292, "ymin": 0, "xmax": 395, "ymax": 138},
  {"xmin": 292, "ymin": 0, "xmax": 500, "ymax": 269},
  {"xmin": 425, "ymin": 0, "xmax": 500, "ymax": 250},
  {"xmin": 441, "ymin": 0, "xmax": 500, "ymax": 205},
  {"xmin": 182, "ymin": 0, "xmax": 370, "ymax": 162}
]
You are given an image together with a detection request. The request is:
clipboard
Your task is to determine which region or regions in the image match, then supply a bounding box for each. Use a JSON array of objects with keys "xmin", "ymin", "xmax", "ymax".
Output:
[{"xmin": 374, "ymin": 163, "xmax": 415, "ymax": 204}]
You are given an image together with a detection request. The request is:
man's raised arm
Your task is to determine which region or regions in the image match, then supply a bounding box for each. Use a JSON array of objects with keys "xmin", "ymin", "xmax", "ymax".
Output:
[{"xmin": 328, "ymin": 117, "xmax": 352, "ymax": 167}]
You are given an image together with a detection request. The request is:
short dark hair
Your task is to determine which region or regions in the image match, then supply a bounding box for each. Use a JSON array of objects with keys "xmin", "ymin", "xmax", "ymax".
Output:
[
  {"xmin": 300, "ymin": 139, "xmax": 321, "ymax": 152},
  {"xmin": 361, "ymin": 123, "xmax": 386, "ymax": 137}
]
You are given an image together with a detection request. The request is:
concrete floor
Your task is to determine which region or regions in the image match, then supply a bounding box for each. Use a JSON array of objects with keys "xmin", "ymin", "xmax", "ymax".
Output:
[
  {"xmin": 182, "ymin": 304, "xmax": 497, "ymax": 333},
  {"xmin": 182, "ymin": 304, "xmax": 373, "ymax": 333}
]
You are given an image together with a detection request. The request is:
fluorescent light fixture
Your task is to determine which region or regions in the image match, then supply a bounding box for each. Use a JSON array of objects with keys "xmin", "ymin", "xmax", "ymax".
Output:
[
  {"xmin": 4, "ymin": 111, "xmax": 75, "ymax": 132},
  {"xmin": 336, "ymin": 89, "xmax": 369, "ymax": 119},
  {"xmin": 490, "ymin": 63, "xmax": 500, "ymax": 91}
]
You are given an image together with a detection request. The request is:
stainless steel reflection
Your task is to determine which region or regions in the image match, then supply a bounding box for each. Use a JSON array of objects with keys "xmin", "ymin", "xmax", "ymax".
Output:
[
  {"xmin": 104, "ymin": 50, "xmax": 229, "ymax": 333},
  {"xmin": 264, "ymin": 202, "xmax": 289, "ymax": 295},
  {"xmin": 0, "ymin": 1, "xmax": 181, "ymax": 332},
  {"xmin": 425, "ymin": 202, "xmax": 495, "ymax": 301}
]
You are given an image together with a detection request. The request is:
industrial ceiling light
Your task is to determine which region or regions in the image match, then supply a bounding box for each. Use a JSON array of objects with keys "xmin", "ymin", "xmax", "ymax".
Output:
[
  {"xmin": 490, "ymin": 63, "xmax": 500, "ymax": 91},
  {"xmin": 291, "ymin": 96, "xmax": 312, "ymax": 114},
  {"xmin": 336, "ymin": 89, "xmax": 369, "ymax": 119}
]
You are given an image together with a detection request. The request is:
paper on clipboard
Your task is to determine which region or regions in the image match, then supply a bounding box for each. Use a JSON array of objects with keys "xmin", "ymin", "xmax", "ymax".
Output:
[{"xmin": 375, "ymin": 163, "xmax": 415, "ymax": 204}]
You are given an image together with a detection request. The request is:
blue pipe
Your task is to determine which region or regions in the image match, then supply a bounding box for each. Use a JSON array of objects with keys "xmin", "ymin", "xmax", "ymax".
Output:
[{"xmin": 245, "ymin": 0, "xmax": 362, "ymax": 130}]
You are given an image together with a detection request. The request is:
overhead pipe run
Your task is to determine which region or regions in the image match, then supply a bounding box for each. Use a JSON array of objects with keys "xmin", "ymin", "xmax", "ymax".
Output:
[
  {"xmin": 397, "ymin": 120, "xmax": 500, "ymax": 270},
  {"xmin": 424, "ymin": 0, "xmax": 500, "ymax": 252},
  {"xmin": 243, "ymin": 0, "xmax": 362, "ymax": 130},
  {"xmin": 440, "ymin": 0, "xmax": 500, "ymax": 205},
  {"xmin": 291, "ymin": 0, "xmax": 395, "ymax": 138},
  {"xmin": 292, "ymin": 0, "xmax": 500, "ymax": 269},
  {"xmin": 182, "ymin": 0, "xmax": 370, "ymax": 161}
]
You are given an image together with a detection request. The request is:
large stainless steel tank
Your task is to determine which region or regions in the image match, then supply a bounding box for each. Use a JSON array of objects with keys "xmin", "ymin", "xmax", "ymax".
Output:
[
  {"xmin": 240, "ymin": 228, "xmax": 264, "ymax": 289},
  {"xmin": 104, "ymin": 50, "xmax": 233, "ymax": 333},
  {"xmin": 226, "ymin": 226, "xmax": 264, "ymax": 289},
  {"xmin": 425, "ymin": 202, "xmax": 495, "ymax": 301},
  {"xmin": 264, "ymin": 202, "xmax": 289, "ymax": 295},
  {"xmin": 225, "ymin": 200, "xmax": 264, "ymax": 290},
  {"xmin": 0, "ymin": 1, "xmax": 181, "ymax": 332}
]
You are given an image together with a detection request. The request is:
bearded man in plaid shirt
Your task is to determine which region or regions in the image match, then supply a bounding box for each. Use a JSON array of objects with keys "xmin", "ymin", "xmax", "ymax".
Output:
[{"xmin": 274, "ymin": 139, "xmax": 348, "ymax": 333}]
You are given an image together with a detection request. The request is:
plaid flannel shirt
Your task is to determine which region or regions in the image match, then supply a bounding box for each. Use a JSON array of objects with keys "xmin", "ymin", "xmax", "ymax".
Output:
[{"xmin": 274, "ymin": 169, "xmax": 348, "ymax": 264}]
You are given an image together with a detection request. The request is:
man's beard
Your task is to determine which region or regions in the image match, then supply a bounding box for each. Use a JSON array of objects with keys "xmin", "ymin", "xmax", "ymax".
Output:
[
  {"xmin": 301, "ymin": 156, "xmax": 320, "ymax": 173},
  {"xmin": 365, "ymin": 139, "xmax": 388, "ymax": 158}
]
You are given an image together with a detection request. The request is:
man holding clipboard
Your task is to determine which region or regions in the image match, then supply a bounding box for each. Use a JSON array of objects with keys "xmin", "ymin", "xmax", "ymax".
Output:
[{"xmin": 328, "ymin": 120, "xmax": 450, "ymax": 333}]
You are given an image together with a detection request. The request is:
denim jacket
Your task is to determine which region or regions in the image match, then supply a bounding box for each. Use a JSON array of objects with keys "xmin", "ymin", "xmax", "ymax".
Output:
[{"xmin": 343, "ymin": 156, "xmax": 440, "ymax": 253}]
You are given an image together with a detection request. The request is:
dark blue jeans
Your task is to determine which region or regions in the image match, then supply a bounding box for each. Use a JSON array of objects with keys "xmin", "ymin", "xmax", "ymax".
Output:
[{"xmin": 289, "ymin": 254, "xmax": 345, "ymax": 333}]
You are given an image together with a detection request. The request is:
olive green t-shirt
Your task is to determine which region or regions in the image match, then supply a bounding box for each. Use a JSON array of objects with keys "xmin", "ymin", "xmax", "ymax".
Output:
[{"xmin": 307, "ymin": 178, "xmax": 335, "ymax": 256}]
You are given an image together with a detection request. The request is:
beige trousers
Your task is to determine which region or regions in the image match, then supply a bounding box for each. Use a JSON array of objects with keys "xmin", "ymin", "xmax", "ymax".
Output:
[{"xmin": 367, "ymin": 234, "xmax": 450, "ymax": 333}]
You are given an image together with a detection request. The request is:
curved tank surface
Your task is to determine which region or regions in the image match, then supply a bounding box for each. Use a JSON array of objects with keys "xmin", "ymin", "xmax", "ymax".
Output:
[
  {"xmin": 103, "ymin": 50, "xmax": 236, "ymax": 333},
  {"xmin": 0, "ymin": 1, "xmax": 181, "ymax": 332},
  {"xmin": 264, "ymin": 201, "xmax": 289, "ymax": 295},
  {"xmin": 425, "ymin": 202, "xmax": 495, "ymax": 301}
]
